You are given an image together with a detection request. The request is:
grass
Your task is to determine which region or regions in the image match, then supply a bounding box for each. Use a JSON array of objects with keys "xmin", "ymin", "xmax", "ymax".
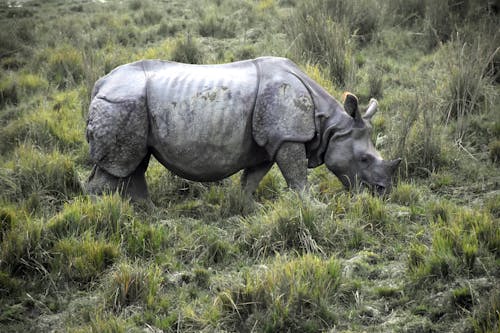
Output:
[
  {"xmin": 0, "ymin": 0, "xmax": 498, "ymax": 332},
  {"xmin": 217, "ymin": 254, "xmax": 342, "ymax": 331}
]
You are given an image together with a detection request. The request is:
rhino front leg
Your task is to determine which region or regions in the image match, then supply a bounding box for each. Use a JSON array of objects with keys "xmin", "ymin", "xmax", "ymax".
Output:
[
  {"xmin": 275, "ymin": 142, "xmax": 308, "ymax": 191},
  {"xmin": 241, "ymin": 162, "xmax": 273, "ymax": 194}
]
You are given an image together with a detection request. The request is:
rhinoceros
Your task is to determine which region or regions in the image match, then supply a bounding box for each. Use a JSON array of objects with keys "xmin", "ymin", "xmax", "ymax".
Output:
[{"xmin": 86, "ymin": 56, "xmax": 401, "ymax": 201}]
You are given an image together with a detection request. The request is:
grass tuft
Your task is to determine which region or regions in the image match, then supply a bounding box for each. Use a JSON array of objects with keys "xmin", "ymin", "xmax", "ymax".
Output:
[
  {"xmin": 217, "ymin": 254, "xmax": 341, "ymax": 331},
  {"xmin": 470, "ymin": 287, "xmax": 500, "ymax": 333},
  {"xmin": 0, "ymin": 145, "xmax": 82, "ymax": 210},
  {"xmin": 104, "ymin": 261, "xmax": 163, "ymax": 311},
  {"xmin": 348, "ymin": 192, "xmax": 389, "ymax": 228},
  {"xmin": 0, "ymin": 74, "xmax": 18, "ymax": 108},
  {"xmin": 238, "ymin": 192, "xmax": 326, "ymax": 257},
  {"xmin": 409, "ymin": 203, "xmax": 498, "ymax": 283},
  {"xmin": 47, "ymin": 194, "xmax": 132, "ymax": 240},
  {"xmin": 0, "ymin": 217, "xmax": 46, "ymax": 276},
  {"xmin": 52, "ymin": 236, "xmax": 120, "ymax": 284},
  {"xmin": 177, "ymin": 224, "xmax": 237, "ymax": 266},
  {"xmin": 390, "ymin": 182, "xmax": 422, "ymax": 206}
]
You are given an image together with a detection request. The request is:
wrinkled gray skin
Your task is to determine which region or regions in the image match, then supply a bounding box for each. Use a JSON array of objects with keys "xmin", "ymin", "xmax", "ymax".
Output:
[{"xmin": 86, "ymin": 56, "xmax": 401, "ymax": 201}]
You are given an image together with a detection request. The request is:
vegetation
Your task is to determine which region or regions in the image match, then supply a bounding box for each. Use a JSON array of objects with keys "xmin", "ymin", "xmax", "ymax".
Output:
[{"xmin": 0, "ymin": 0, "xmax": 498, "ymax": 332}]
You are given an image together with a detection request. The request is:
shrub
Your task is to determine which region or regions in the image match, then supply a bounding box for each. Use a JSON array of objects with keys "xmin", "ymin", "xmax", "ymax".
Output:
[
  {"xmin": 140, "ymin": 8, "xmax": 163, "ymax": 25},
  {"xmin": 232, "ymin": 45, "xmax": 256, "ymax": 61},
  {"xmin": 198, "ymin": 11, "xmax": 236, "ymax": 39},
  {"xmin": 489, "ymin": 140, "xmax": 500, "ymax": 164},
  {"xmin": 129, "ymin": 0, "xmax": 142, "ymax": 11},
  {"xmin": 157, "ymin": 20, "xmax": 181, "ymax": 37},
  {"xmin": 171, "ymin": 35, "xmax": 203, "ymax": 64},
  {"xmin": 471, "ymin": 288, "xmax": 500, "ymax": 333},
  {"xmin": 384, "ymin": 0, "xmax": 425, "ymax": 26},
  {"xmin": 0, "ymin": 19, "xmax": 33, "ymax": 59},
  {"xmin": 46, "ymin": 45, "xmax": 85, "ymax": 88},
  {"xmin": 368, "ymin": 65, "xmax": 384, "ymax": 98},
  {"xmin": 423, "ymin": 1, "xmax": 455, "ymax": 47},
  {"xmin": 441, "ymin": 39, "xmax": 498, "ymax": 139},
  {"xmin": 485, "ymin": 194, "xmax": 500, "ymax": 218},
  {"xmin": 390, "ymin": 93, "xmax": 447, "ymax": 178},
  {"xmin": 0, "ymin": 270, "xmax": 22, "ymax": 296},
  {"xmin": 0, "ymin": 75, "xmax": 18, "ymax": 108},
  {"xmin": 288, "ymin": 4, "xmax": 352, "ymax": 86},
  {"xmin": 217, "ymin": 254, "xmax": 341, "ymax": 331},
  {"xmin": 0, "ymin": 205, "xmax": 18, "ymax": 242}
]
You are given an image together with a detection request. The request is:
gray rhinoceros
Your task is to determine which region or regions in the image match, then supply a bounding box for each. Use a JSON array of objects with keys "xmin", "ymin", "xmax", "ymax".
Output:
[{"xmin": 86, "ymin": 56, "xmax": 401, "ymax": 201}]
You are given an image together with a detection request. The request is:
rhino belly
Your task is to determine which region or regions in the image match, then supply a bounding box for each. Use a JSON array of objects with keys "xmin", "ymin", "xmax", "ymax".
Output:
[{"xmin": 146, "ymin": 62, "xmax": 267, "ymax": 181}]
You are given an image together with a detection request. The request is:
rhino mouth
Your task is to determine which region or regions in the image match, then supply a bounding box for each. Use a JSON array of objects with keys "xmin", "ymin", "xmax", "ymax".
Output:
[{"xmin": 360, "ymin": 181, "xmax": 387, "ymax": 195}]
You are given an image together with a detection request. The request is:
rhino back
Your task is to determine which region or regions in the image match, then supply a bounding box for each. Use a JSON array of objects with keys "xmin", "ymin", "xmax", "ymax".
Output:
[{"xmin": 145, "ymin": 60, "xmax": 265, "ymax": 181}]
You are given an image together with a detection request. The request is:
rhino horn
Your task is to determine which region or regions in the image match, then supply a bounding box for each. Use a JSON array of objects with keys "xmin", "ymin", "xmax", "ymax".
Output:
[
  {"xmin": 363, "ymin": 98, "xmax": 378, "ymax": 121},
  {"xmin": 387, "ymin": 158, "xmax": 402, "ymax": 173}
]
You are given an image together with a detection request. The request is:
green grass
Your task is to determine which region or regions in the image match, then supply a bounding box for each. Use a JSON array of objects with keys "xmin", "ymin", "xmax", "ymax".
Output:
[
  {"xmin": 217, "ymin": 254, "xmax": 342, "ymax": 332},
  {"xmin": 0, "ymin": 0, "xmax": 498, "ymax": 332}
]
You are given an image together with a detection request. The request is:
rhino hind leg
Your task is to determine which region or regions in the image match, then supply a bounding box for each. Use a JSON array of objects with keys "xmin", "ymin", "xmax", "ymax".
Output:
[
  {"xmin": 241, "ymin": 161, "xmax": 273, "ymax": 194},
  {"xmin": 87, "ymin": 153, "xmax": 151, "ymax": 203},
  {"xmin": 275, "ymin": 142, "xmax": 308, "ymax": 191}
]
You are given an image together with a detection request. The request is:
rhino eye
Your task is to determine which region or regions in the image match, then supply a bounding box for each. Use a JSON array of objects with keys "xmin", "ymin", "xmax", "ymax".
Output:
[{"xmin": 359, "ymin": 155, "xmax": 373, "ymax": 164}]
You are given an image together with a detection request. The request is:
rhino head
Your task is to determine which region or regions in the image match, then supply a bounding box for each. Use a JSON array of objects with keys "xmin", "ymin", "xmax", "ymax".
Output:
[{"xmin": 323, "ymin": 93, "xmax": 401, "ymax": 195}]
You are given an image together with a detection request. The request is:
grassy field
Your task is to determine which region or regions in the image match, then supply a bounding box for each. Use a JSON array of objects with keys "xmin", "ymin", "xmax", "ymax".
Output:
[{"xmin": 0, "ymin": 0, "xmax": 499, "ymax": 332}]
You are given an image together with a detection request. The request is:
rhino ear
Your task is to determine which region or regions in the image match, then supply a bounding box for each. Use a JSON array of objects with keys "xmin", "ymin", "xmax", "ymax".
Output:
[
  {"xmin": 343, "ymin": 92, "xmax": 366, "ymax": 127},
  {"xmin": 342, "ymin": 92, "xmax": 359, "ymax": 119}
]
